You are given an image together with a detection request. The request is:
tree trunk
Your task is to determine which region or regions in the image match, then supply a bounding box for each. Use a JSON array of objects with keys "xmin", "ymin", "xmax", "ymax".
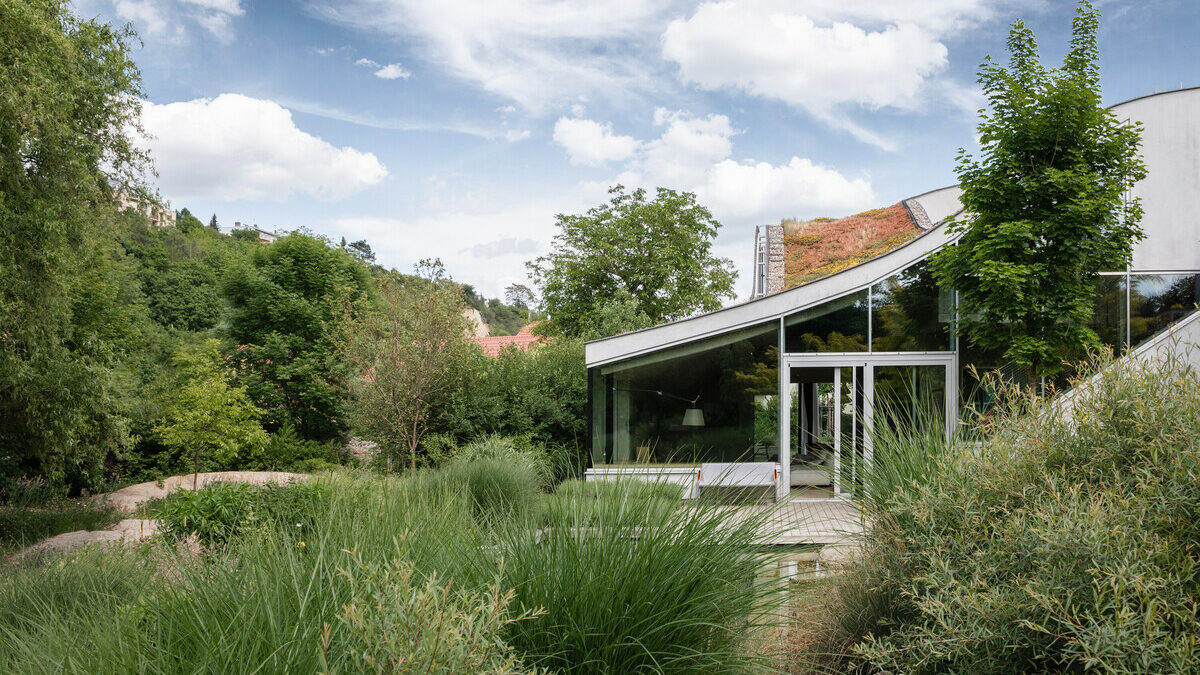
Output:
[{"xmin": 193, "ymin": 446, "xmax": 201, "ymax": 491}]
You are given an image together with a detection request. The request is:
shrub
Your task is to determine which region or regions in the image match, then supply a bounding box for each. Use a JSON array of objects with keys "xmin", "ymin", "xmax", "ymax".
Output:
[
  {"xmin": 454, "ymin": 435, "xmax": 551, "ymax": 488},
  {"xmin": 244, "ymin": 424, "xmax": 345, "ymax": 472},
  {"xmin": 445, "ymin": 456, "xmax": 542, "ymax": 521},
  {"xmin": 338, "ymin": 551, "xmax": 540, "ymax": 674},
  {"xmin": 497, "ymin": 484, "xmax": 784, "ymax": 672},
  {"xmin": 156, "ymin": 479, "xmax": 324, "ymax": 546},
  {"xmin": 803, "ymin": 354, "xmax": 1200, "ymax": 673}
]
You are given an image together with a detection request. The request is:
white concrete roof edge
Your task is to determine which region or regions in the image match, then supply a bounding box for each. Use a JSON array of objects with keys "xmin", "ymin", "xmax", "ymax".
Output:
[{"xmin": 585, "ymin": 185, "xmax": 963, "ymax": 367}]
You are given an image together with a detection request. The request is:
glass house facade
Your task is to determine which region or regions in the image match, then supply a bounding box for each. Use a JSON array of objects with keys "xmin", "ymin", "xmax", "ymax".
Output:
[{"xmin": 585, "ymin": 88, "xmax": 1200, "ymax": 502}]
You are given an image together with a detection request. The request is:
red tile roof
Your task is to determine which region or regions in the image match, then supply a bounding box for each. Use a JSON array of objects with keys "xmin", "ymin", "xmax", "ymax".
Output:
[{"xmin": 473, "ymin": 334, "xmax": 542, "ymax": 357}]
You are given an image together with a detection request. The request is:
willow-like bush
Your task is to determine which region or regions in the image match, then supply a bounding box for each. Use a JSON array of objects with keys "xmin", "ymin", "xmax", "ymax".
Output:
[{"xmin": 799, "ymin": 353, "xmax": 1200, "ymax": 674}]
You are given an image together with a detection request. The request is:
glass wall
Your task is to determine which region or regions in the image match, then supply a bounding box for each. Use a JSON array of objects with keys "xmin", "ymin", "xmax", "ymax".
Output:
[
  {"xmin": 871, "ymin": 261, "xmax": 954, "ymax": 351},
  {"xmin": 785, "ymin": 290, "xmax": 868, "ymax": 352},
  {"xmin": 1090, "ymin": 275, "xmax": 1126, "ymax": 353},
  {"xmin": 1129, "ymin": 273, "xmax": 1199, "ymax": 348},
  {"xmin": 590, "ymin": 323, "xmax": 780, "ymax": 466}
]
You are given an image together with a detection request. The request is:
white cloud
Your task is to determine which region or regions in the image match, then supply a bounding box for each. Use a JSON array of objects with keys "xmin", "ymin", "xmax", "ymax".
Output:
[
  {"xmin": 552, "ymin": 118, "xmax": 640, "ymax": 167},
  {"xmin": 641, "ymin": 109, "xmax": 735, "ymax": 187},
  {"xmin": 661, "ymin": 0, "xmax": 1003, "ymax": 148},
  {"xmin": 575, "ymin": 108, "xmax": 874, "ymax": 230},
  {"xmin": 113, "ymin": 0, "xmax": 170, "ymax": 36},
  {"xmin": 374, "ymin": 63, "xmax": 412, "ymax": 79},
  {"xmin": 333, "ymin": 197, "xmax": 579, "ymax": 297},
  {"xmin": 139, "ymin": 93, "xmax": 388, "ymax": 202},
  {"xmin": 461, "ymin": 237, "xmax": 540, "ymax": 258},
  {"xmin": 179, "ymin": 0, "xmax": 244, "ymax": 13},
  {"xmin": 504, "ymin": 129, "xmax": 531, "ymax": 142},
  {"xmin": 703, "ymin": 157, "xmax": 874, "ymax": 222},
  {"xmin": 308, "ymin": 0, "xmax": 680, "ymax": 112}
]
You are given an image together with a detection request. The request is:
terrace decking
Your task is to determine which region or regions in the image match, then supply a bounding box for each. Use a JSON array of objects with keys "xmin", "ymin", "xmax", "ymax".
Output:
[{"xmin": 727, "ymin": 498, "xmax": 865, "ymax": 546}]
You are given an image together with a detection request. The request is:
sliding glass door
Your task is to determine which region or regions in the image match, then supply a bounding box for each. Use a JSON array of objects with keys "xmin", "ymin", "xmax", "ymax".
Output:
[{"xmin": 782, "ymin": 354, "xmax": 954, "ymax": 499}]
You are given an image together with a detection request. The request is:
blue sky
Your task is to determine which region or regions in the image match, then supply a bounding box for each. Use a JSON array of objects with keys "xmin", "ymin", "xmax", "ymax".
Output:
[{"xmin": 75, "ymin": 0, "xmax": 1199, "ymax": 299}]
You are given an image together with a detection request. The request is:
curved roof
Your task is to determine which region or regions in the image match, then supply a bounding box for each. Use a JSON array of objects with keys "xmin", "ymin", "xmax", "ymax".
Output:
[{"xmin": 585, "ymin": 86, "xmax": 1200, "ymax": 368}]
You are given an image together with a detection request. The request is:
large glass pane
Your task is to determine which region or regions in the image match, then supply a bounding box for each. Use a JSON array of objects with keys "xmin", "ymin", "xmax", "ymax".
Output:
[
  {"xmin": 1089, "ymin": 275, "xmax": 1126, "ymax": 354},
  {"xmin": 870, "ymin": 261, "xmax": 954, "ymax": 351},
  {"xmin": 593, "ymin": 323, "xmax": 780, "ymax": 465},
  {"xmin": 1129, "ymin": 273, "xmax": 1199, "ymax": 349},
  {"xmin": 785, "ymin": 289, "xmax": 868, "ymax": 352},
  {"xmin": 873, "ymin": 365, "xmax": 947, "ymax": 438}
]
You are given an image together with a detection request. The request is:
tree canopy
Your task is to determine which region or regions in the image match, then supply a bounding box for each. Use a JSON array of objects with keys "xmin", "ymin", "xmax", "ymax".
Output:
[
  {"xmin": 0, "ymin": 0, "xmax": 148, "ymax": 490},
  {"xmin": 930, "ymin": 1, "xmax": 1145, "ymax": 383},
  {"xmin": 527, "ymin": 185, "xmax": 737, "ymax": 338}
]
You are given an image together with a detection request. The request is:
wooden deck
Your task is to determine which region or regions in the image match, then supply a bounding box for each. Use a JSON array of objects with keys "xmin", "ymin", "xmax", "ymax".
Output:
[{"xmin": 725, "ymin": 498, "xmax": 865, "ymax": 545}]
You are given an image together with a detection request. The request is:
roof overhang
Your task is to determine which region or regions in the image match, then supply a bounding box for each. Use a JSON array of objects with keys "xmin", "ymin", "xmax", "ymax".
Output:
[{"xmin": 585, "ymin": 186, "xmax": 963, "ymax": 368}]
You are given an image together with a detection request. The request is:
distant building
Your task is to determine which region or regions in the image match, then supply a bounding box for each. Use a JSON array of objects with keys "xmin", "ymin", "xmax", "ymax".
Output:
[
  {"xmin": 473, "ymin": 322, "xmax": 545, "ymax": 357},
  {"xmin": 116, "ymin": 192, "xmax": 176, "ymax": 228},
  {"xmin": 233, "ymin": 221, "xmax": 280, "ymax": 243}
]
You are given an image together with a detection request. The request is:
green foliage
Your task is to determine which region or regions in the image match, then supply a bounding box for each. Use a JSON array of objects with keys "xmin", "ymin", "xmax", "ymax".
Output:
[
  {"xmin": 442, "ymin": 341, "xmax": 588, "ymax": 460},
  {"xmin": 158, "ymin": 482, "xmax": 252, "ymax": 546},
  {"xmin": 805, "ymin": 354, "xmax": 1200, "ymax": 673},
  {"xmin": 156, "ymin": 479, "xmax": 326, "ymax": 546},
  {"xmin": 0, "ymin": 471, "xmax": 783, "ymax": 673},
  {"xmin": 930, "ymin": 2, "xmax": 1146, "ymax": 382},
  {"xmin": 231, "ymin": 227, "xmax": 259, "ymax": 242},
  {"xmin": 445, "ymin": 456, "xmax": 542, "ymax": 521},
  {"xmin": 222, "ymin": 232, "xmax": 370, "ymax": 440},
  {"xmin": 338, "ymin": 551, "xmax": 539, "ymax": 674},
  {"xmin": 243, "ymin": 424, "xmax": 344, "ymax": 472},
  {"xmin": 155, "ymin": 340, "xmax": 268, "ymax": 478},
  {"xmin": 528, "ymin": 185, "xmax": 737, "ymax": 337},
  {"xmin": 340, "ymin": 265, "xmax": 476, "ymax": 471},
  {"xmin": 0, "ymin": 0, "xmax": 149, "ymax": 492},
  {"xmin": 464, "ymin": 284, "xmax": 533, "ymax": 336}
]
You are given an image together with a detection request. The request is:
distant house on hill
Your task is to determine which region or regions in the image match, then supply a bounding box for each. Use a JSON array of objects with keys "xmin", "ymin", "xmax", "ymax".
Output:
[
  {"xmin": 473, "ymin": 323, "xmax": 544, "ymax": 357},
  {"xmin": 232, "ymin": 221, "xmax": 280, "ymax": 243},
  {"xmin": 116, "ymin": 191, "xmax": 176, "ymax": 228}
]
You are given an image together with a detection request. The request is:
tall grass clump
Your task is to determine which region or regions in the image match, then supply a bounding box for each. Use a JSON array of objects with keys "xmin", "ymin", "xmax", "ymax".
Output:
[
  {"xmin": 795, "ymin": 353, "xmax": 1200, "ymax": 674},
  {"xmin": 445, "ymin": 456, "xmax": 542, "ymax": 521},
  {"xmin": 1, "ymin": 466, "xmax": 787, "ymax": 673},
  {"xmin": 497, "ymin": 481, "xmax": 785, "ymax": 673}
]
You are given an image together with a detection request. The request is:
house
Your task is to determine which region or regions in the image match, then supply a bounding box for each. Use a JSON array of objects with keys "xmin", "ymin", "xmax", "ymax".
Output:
[
  {"xmin": 116, "ymin": 192, "xmax": 176, "ymax": 228},
  {"xmin": 233, "ymin": 221, "xmax": 280, "ymax": 243},
  {"xmin": 584, "ymin": 87, "xmax": 1200, "ymax": 502},
  {"xmin": 473, "ymin": 324, "xmax": 545, "ymax": 357}
]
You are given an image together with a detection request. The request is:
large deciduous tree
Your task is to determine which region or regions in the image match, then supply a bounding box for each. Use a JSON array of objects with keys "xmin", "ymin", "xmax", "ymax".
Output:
[
  {"xmin": 221, "ymin": 232, "xmax": 370, "ymax": 440},
  {"xmin": 527, "ymin": 185, "xmax": 737, "ymax": 338},
  {"xmin": 339, "ymin": 262, "xmax": 475, "ymax": 472},
  {"xmin": 930, "ymin": 2, "xmax": 1145, "ymax": 385},
  {"xmin": 0, "ymin": 0, "xmax": 149, "ymax": 491}
]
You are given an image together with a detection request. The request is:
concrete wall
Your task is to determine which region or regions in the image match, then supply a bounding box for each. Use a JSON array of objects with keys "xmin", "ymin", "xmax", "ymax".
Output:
[{"xmin": 1111, "ymin": 88, "xmax": 1200, "ymax": 272}]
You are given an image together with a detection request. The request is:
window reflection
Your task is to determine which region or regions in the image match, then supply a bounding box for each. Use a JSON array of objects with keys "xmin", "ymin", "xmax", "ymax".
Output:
[
  {"xmin": 784, "ymin": 289, "xmax": 868, "ymax": 352},
  {"xmin": 870, "ymin": 261, "xmax": 953, "ymax": 352},
  {"xmin": 1129, "ymin": 274, "xmax": 1199, "ymax": 349},
  {"xmin": 589, "ymin": 324, "xmax": 780, "ymax": 466}
]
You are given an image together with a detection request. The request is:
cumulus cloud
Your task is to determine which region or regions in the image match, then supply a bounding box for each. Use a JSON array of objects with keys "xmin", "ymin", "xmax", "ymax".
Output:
[
  {"xmin": 661, "ymin": 0, "xmax": 1001, "ymax": 148},
  {"xmin": 373, "ymin": 63, "xmax": 412, "ymax": 79},
  {"xmin": 553, "ymin": 118, "xmax": 640, "ymax": 166},
  {"xmin": 570, "ymin": 108, "xmax": 874, "ymax": 228},
  {"xmin": 139, "ymin": 93, "xmax": 388, "ymax": 202}
]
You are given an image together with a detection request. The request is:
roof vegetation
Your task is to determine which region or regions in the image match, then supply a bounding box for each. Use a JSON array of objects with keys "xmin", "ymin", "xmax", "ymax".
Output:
[{"xmin": 781, "ymin": 203, "xmax": 920, "ymax": 288}]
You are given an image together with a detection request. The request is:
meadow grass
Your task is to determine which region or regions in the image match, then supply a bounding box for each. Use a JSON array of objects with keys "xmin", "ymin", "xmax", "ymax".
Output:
[{"xmin": 1, "ymin": 464, "xmax": 787, "ymax": 673}]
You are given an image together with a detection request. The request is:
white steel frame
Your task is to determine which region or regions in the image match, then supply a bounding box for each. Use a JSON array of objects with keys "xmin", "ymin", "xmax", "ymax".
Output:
[{"xmin": 776, "ymin": 351, "xmax": 957, "ymax": 502}]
